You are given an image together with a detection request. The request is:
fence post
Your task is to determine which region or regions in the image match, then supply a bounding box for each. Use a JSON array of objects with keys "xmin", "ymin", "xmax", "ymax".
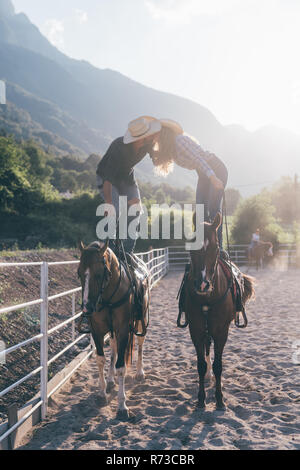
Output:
[
  {"xmin": 166, "ymin": 247, "xmax": 169, "ymax": 274},
  {"xmin": 71, "ymin": 293, "xmax": 75, "ymax": 343},
  {"xmin": 40, "ymin": 262, "xmax": 49, "ymax": 420},
  {"xmin": 7, "ymin": 403, "xmax": 18, "ymax": 450}
]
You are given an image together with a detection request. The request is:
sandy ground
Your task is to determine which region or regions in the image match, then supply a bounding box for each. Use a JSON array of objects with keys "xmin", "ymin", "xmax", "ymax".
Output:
[{"xmin": 19, "ymin": 268, "xmax": 300, "ymax": 450}]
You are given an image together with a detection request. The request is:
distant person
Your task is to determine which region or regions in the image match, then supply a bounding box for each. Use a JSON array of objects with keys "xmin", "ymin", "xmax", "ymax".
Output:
[
  {"xmin": 250, "ymin": 229, "xmax": 260, "ymax": 249},
  {"xmin": 148, "ymin": 118, "xmax": 228, "ymax": 257}
]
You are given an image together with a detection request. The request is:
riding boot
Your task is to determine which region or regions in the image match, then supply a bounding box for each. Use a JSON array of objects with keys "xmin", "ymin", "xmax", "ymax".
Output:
[
  {"xmin": 177, "ymin": 264, "xmax": 190, "ymax": 328},
  {"xmin": 77, "ymin": 313, "xmax": 92, "ymax": 334}
]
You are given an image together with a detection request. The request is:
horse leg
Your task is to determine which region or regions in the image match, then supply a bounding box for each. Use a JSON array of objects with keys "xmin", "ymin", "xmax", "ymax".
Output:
[
  {"xmin": 136, "ymin": 335, "xmax": 145, "ymax": 381},
  {"xmin": 135, "ymin": 290, "xmax": 148, "ymax": 381},
  {"xmin": 212, "ymin": 331, "xmax": 228, "ymax": 410},
  {"xmin": 194, "ymin": 340, "xmax": 207, "ymax": 408},
  {"xmin": 107, "ymin": 334, "xmax": 117, "ymax": 392},
  {"xmin": 115, "ymin": 332, "xmax": 130, "ymax": 419},
  {"xmin": 92, "ymin": 334, "xmax": 107, "ymax": 402},
  {"xmin": 189, "ymin": 316, "xmax": 207, "ymax": 408}
]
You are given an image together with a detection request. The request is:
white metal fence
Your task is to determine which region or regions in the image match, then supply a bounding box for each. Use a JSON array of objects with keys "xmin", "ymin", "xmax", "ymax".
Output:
[
  {"xmin": 168, "ymin": 244, "xmax": 298, "ymax": 269},
  {"xmin": 0, "ymin": 248, "xmax": 168, "ymax": 448}
]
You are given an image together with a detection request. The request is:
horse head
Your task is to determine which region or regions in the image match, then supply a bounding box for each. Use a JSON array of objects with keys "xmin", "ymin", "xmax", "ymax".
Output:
[
  {"xmin": 190, "ymin": 212, "xmax": 221, "ymax": 295},
  {"xmin": 77, "ymin": 239, "xmax": 112, "ymax": 315}
]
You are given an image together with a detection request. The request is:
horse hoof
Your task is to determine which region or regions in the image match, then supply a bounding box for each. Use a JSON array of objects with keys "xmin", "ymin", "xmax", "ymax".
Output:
[
  {"xmin": 106, "ymin": 381, "xmax": 115, "ymax": 393},
  {"xmin": 196, "ymin": 402, "xmax": 206, "ymax": 410},
  {"xmin": 135, "ymin": 372, "xmax": 145, "ymax": 382},
  {"xmin": 116, "ymin": 409, "xmax": 130, "ymax": 421},
  {"xmin": 216, "ymin": 403, "xmax": 226, "ymax": 411}
]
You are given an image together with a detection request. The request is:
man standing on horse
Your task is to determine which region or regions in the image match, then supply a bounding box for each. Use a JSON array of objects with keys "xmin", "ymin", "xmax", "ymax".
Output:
[{"xmin": 96, "ymin": 116, "xmax": 162, "ymax": 254}]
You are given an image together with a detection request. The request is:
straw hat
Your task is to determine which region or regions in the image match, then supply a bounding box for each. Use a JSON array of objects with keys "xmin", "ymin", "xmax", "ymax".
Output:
[
  {"xmin": 159, "ymin": 118, "xmax": 183, "ymax": 135},
  {"xmin": 123, "ymin": 116, "xmax": 162, "ymax": 144}
]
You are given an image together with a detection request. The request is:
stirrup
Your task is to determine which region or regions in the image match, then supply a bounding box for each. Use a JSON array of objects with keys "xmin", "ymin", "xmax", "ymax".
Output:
[
  {"xmin": 177, "ymin": 309, "xmax": 189, "ymax": 328},
  {"xmin": 235, "ymin": 308, "xmax": 248, "ymax": 329}
]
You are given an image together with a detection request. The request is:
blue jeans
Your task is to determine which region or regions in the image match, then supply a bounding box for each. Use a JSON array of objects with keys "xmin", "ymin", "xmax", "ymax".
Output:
[
  {"xmin": 97, "ymin": 175, "xmax": 141, "ymax": 253},
  {"xmin": 196, "ymin": 157, "xmax": 228, "ymax": 249}
]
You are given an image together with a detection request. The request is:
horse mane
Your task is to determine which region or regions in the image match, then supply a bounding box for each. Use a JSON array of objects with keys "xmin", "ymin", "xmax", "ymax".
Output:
[{"xmin": 87, "ymin": 241, "xmax": 106, "ymax": 250}]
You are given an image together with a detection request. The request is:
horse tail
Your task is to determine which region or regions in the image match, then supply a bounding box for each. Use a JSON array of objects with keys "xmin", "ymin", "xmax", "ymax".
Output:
[
  {"xmin": 242, "ymin": 274, "xmax": 256, "ymax": 303},
  {"xmin": 125, "ymin": 330, "xmax": 135, "ymax": 368}
]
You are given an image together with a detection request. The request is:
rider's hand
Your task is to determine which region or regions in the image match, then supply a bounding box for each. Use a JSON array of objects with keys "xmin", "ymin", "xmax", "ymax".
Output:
[
  {"xmin": 104, "ymin": 204, "xmax": 115, "ymax": 218},
  {"xmin": 210, "ymin": 174, "xmax": 224, "ymax": 191}
]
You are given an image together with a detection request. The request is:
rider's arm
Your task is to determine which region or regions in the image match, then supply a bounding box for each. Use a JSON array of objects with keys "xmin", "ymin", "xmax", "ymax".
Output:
[
  {"xmin": 102, "ymin": 180, "xmax": 112, "ymax": 204},
  {"xmin": 175, "ymin": 135, "xmax": 224, "ymax": 191}
]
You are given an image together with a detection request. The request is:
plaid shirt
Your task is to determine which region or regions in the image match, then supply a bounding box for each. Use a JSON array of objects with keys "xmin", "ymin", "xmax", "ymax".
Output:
[{"xmin": 174, "ymin": 134, "xmax": 215, "ymax": 178}]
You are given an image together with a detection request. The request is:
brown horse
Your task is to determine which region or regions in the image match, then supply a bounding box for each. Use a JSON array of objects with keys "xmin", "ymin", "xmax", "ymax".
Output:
[
  {"xmin": 77, "ymin": 240, "xmax": 150, "ymax": 419},
  {"xmin": 183, "ymin": 213, "xmax": 255, "ymax": 409},
  {"xmin": 248, "ymin": 241, "xmax": 273, "ymax": 270}
]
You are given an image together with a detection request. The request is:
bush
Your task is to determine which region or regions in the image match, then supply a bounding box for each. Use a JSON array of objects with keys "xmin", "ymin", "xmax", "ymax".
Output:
[{"xmin": 231, "ymin": 193, "xmax": 282, "ymax": 245}]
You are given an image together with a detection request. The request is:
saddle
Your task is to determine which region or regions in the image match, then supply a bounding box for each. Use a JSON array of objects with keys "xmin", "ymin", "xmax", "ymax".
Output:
[{"xmin": 218, "ymin": 259, "xmax": 244, "ymax": 312}]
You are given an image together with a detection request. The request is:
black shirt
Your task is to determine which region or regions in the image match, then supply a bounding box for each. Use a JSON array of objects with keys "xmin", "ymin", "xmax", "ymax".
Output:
[{"xmin": 96, "ymin": 137, "xmax": 152, "ymax": 188}]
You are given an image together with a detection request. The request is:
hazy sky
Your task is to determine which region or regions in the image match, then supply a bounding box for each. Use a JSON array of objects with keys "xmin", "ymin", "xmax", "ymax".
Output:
[{"xmin": 13, "ymin": 0, "xmax": 300, "ymax": 135}]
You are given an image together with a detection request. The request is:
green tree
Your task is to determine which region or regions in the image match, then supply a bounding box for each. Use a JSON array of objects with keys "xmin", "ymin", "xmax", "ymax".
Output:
[{"xmin": 231, "ymin": 193, "xmax": 282, "ymax": 245}]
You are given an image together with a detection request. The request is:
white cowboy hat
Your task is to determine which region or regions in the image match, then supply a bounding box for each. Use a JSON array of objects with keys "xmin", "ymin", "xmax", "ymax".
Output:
[
  {"xmin": 139, "ymin": 116, "xmax": 184, "ymax": 135},
  {"xmin": 123, "ymin": 116, "xmax": 162, "ymax": 144},
  {"xmin": 159, "ymin": 118, "xmax": 183, "ymax": 135}
]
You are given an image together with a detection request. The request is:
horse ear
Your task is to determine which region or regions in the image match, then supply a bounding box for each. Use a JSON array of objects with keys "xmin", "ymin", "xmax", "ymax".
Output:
[
  {"xmin": 78, "ymin": 241, "xmax": 85, "ymax": 252},
  {"xmin": 212, "ymin": 212, "xmax": 222, "ymax": 230},
  {"xmin": 99, "ymin": 238, "xmax": 109, "ymax": 254}
]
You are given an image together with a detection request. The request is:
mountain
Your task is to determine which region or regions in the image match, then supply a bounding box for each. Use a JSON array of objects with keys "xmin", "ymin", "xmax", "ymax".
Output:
[{"xmin": 0, "ymin": 0, "xmax": 299, "ymax": 195}]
